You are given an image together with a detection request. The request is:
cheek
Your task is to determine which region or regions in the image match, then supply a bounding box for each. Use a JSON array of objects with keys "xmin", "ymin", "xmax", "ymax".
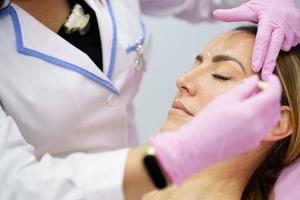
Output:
[
  {"xmin": 193, "ymin": 79, "xmax": 242, "ymax": 112},
  {"xmin": 211, "ymin": 81, "xmax": 239, "ymax": 94}
]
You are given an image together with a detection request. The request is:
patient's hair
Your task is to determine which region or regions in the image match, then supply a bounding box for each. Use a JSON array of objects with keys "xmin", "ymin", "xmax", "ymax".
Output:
[{"xmin": 234, "ymin": 27, "xmax": 300, "ymax": 200}]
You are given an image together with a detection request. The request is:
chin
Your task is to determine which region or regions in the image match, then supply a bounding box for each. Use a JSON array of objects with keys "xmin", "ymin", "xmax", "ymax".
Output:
[
  {"xmin": 160, "ymin": 115, "xmax": 191, "ymax": 132},
  {"xmin": 160, "ymin": 123, "xmax": 179, "ymax": 132}
]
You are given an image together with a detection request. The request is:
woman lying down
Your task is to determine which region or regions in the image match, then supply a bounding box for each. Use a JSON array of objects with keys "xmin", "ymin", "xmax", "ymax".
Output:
[{"xmin": 144, "ymin": 26, "xmax": 300, "ymax": 200}]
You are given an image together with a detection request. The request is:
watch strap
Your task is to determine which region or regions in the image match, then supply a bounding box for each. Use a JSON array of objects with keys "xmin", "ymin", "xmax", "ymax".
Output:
[{"xmin": 143, "ymin": 146, "xmax": 167, "ymax": 189}]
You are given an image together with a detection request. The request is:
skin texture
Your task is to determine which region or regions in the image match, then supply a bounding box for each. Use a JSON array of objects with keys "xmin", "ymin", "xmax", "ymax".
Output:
[
  {"xmin": 145, "ymin": 31, "xmax": 293, "ymax": 200},
  {"xmin": 13, "ymin": 0, "xmax": 70, "ymax": 32},
  {"xmin": 161, "ymin": 31, "xmax": 254, "ymax": 132}
]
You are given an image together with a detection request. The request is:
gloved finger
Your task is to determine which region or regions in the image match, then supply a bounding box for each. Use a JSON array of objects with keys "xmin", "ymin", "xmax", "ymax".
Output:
[
  {"xmin": 245, "ymin": 74, "xmax": 282, "ymax": 109},
  {"xmin": 296, "ymin": 34, "xmax": 300, "ymax": 42},
  {"xmin": 252, "ymin": 19, "xmax": 273, "ymax": 72},
  {"xmin": 292, "ymin": 35, "xmax": 300, "ymax": 47},
  {"xmin": 281, "ymin": 42, "xmax": 292, "ymax": 52},
  {"xmin": 213, "ymin": 4, "xmax": 256, "ymax": 22},
  {"xmin": 244, "ymin": 76, "xmax": 282, "ymax": 131},
  {"xmin": 294, "ymin": 40, "xmax": 300, "ymax": 47},
  {"xmin": 281, "ymin": 29, "xmax": 294, "ymax": 51},
  {"xmin": 261, "ymin": 29, "xmax": 285, "ymax": 81},
  {"xmin": 261, "ymin": 68, "xmax": 273, "ymax": 82},
  {"xmin": 222, "ymin": 75, "xmax": 259, "ymax": 102}
]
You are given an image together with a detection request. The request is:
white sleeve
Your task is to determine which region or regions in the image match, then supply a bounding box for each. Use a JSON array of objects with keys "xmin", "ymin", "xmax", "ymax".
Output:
[
  {"xmin": 0, "ymin": 106, "xmax": 129, "ymax": 200},
  {"xmin": 140, "ymin": 0, "xmax": 245, "ymax": 23}
]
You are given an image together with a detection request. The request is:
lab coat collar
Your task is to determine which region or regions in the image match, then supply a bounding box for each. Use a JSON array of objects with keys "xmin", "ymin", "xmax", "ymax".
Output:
[
  {"xmin": 0, "ymin": 0, "xmax": 11, "ymax": 9},
  {"xmin": 83, "ymin": 0, "xmax": 116, "ymax": 79},
  {"xmin": 7, "ymin": 4, "xmax": 119, "ymax": 94}
]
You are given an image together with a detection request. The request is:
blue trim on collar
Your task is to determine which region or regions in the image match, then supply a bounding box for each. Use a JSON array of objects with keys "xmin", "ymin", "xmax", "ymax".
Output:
[
  {"xmin": 107, "ymin": 0, "xmax": 117, "ymax": 80},
  {"xmin": 1, "ymin": 6, "xmax": 120, "ymax": 95},
  {"xmin": 126, "ymin": 21, "xmax": 146, "ymax": 54},
  {"xmin": 0, "ymin": 0, "xmax": 11, "ymax": 11},
  {"xmin": 0, "ymin": 3, "xmax": 10, "ymax": 16}
]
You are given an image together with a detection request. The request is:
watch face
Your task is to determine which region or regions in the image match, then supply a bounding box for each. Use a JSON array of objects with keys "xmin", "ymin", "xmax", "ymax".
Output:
[{"xmin": 143, "ymin": 155, "xmax": 167, "ymax": 189}]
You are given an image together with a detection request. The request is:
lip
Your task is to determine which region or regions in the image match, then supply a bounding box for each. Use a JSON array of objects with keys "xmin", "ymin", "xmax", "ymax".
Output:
[{"xmin": 170, "ymin": 101, "xmax": 194, "ymax": 117}]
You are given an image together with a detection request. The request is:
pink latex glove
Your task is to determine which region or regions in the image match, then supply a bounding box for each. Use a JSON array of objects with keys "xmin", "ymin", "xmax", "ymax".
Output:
[
  {"xmin": 275, "ymin": 158, "xmax": 300, "ymax": 200},
  {"xmin": 213, "ymin": 0, "xmax": 300, "ymax": 80},
  {"xmin": 151, "ymin": 75, "xmax": 282, "ymax": 185}
]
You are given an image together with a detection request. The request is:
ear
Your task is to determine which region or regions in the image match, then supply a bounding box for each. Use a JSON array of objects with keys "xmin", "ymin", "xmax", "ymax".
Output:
[{"xmin": 264, "ymin": 106, "xmax": 293, "ymax": 142}]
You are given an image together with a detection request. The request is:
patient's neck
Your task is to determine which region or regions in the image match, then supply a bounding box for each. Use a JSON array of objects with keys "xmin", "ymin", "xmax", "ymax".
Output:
[
  {"xmin": 177, "ymin": 145, "xmax": 271, "ymax": 200},
  {"xmin": 181, "ymin": 162, "xmax": 250, "ymax": 199},
  {"xmin": 143, "ymin": 144, "xmax": 273, "ymax": 200}
]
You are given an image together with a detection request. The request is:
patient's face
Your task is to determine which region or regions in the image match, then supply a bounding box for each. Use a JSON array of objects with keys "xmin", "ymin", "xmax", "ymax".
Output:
[{"xmin": 161, "ymin": 31, "xmax": 256, "ymax": 131}]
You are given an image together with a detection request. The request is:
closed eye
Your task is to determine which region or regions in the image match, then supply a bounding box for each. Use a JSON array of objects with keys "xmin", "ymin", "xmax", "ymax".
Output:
[{"xmin": 212, "ymin": 73, "xmax": 231, "ymax": 81}]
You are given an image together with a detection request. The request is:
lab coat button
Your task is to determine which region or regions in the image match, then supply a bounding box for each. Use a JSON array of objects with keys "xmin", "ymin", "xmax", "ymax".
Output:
[
  {"xmin": 107, "ymin": 94, "xmax": 120, "ymax": 106},
  {"xmin": 135, "ymin": 65, "xmax": 143, "ymax": 72}
]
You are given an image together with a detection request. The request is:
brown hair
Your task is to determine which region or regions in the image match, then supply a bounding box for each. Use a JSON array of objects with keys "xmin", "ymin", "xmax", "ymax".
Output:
[{"xmin": 235, "ymin": 27, "xmax": 300, "ymax": 200}]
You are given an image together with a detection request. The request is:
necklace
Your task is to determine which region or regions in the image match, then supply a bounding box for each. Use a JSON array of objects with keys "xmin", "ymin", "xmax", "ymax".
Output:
[{"xmin": 64, "ymin": 3, "xmax": 90, "ymax": 35}]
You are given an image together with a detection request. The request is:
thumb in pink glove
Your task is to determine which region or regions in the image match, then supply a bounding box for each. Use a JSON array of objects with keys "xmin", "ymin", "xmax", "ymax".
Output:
[
  {"xmin": 274, "ymin": 157, "xmax": 300, "ymax": 200},
  {"xmin": 151, "ymin": 75, "xmax": 282, "ymax": 186},
  {"xmin": 213, "ymin": 0, "xmax": 300, "ymax": 80}
]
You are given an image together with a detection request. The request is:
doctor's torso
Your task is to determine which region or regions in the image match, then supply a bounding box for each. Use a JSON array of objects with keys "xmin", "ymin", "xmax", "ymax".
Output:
[{"xmin": 0, "ymin": 0, "xmax": 148, "ymax": 158}]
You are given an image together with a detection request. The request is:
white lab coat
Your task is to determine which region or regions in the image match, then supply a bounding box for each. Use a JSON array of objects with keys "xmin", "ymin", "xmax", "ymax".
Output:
[{"xmin": 0, "ymin": 0, "xmax": 243, "ymax": 199}]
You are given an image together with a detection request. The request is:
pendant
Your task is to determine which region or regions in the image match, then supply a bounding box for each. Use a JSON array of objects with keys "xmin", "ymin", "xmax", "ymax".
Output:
[
  {"xmin": 134, "ymin": 37, "xmax": 145, "ymax": 71},
  {"xmin": 64, "ymin": 4, "xmax": 90, "ymax": 35},
  {"xmin": 0, "ymin": 0, "xmax": 11, "ymax": 9}
]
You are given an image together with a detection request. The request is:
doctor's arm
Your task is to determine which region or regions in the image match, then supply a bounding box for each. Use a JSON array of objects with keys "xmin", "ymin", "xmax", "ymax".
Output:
[
  {"xmin": 139, "ymin": 0, "xmax": 244, "ymax": 22},
  {"xmin": 0, "ymin": 105, "xmax": 131, "ymax": 200}
]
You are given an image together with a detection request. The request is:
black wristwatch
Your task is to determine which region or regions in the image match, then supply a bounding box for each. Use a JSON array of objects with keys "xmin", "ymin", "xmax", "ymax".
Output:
[{"xmin": 143, "ymin": 145, "xmax": 168, "ymax": 189}]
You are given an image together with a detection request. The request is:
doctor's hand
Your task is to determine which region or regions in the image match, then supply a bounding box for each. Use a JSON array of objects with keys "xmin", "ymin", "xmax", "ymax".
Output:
[
  {"xmin": 274, "ymin": 157, "xmax": 300, "ymax": 200},
  {"xmin": 213, "ymin": 0, "xmax": 300, "ymax": 80},
  {"xmin": 150, "ymin": 75, "xmax": 282, "ymax": 186}
]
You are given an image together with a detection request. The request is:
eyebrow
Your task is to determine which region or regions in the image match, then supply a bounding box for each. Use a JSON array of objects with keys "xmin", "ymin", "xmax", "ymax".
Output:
[{"xmin": 196, "ymin": 54, "xmax": 246, "ymax": 74}]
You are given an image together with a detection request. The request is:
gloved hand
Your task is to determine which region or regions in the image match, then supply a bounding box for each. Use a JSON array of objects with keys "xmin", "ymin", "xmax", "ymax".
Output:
[
  {"xmin": 213, "ymin": 0, "xmax": 300, "ymax": 80},
  {"xmin": 151, "ymin": 75, "xmax": 282, "ymax": 185},
  {"xmin": 275, "ymin": 158, "xmax": 300, "ymax": 200}
]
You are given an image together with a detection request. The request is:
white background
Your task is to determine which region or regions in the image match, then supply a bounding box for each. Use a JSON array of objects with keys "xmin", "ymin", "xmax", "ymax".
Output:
[{"xmin": 135, "ymin": 1, "xmax": 300, "ymax": 143}]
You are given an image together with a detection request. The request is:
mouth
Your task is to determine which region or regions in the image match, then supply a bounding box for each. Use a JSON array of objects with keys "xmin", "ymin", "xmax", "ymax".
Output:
[{"xmin": 170, "ymin": 101, "xmax": 194, "ymax": 117}]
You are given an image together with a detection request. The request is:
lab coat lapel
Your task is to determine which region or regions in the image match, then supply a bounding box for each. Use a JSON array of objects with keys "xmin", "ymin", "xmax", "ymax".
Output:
[
  {"xmin": 84, "ymin": 0, "xmax": 115, "ymax": 78},
  {"xmin": 11, "ymin": 4, "xmax": 119, "ymax": 94}
]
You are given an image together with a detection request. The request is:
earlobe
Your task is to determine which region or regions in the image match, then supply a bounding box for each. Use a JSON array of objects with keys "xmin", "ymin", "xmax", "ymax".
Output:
[{"xmin": 264, "ymin": 106, "xmax": 293, "ymax": 142}]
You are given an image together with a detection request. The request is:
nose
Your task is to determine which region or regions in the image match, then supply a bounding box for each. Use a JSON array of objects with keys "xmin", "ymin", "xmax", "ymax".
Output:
[{"xmin": 176, "ymin": 71, "xmax": 197, "ymax": 96}]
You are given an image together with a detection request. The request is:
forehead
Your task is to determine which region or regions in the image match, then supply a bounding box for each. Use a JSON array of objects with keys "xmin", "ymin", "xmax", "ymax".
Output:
[{"xmin": 202, "ymin": 31, "xmax": 256, "ymax": 74}]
